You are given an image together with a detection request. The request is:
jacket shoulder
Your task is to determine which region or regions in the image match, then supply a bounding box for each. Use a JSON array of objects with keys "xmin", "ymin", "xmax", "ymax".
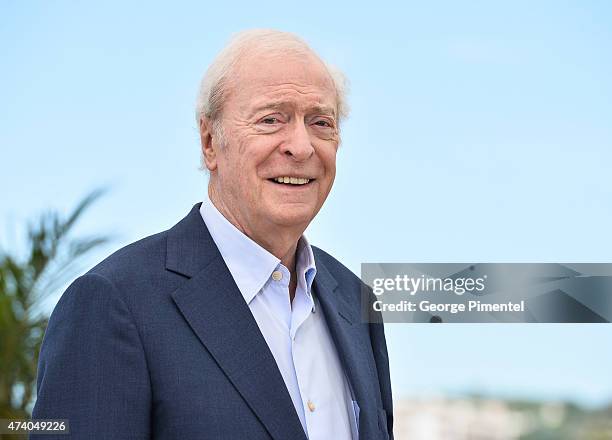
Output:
[{"xmin": 87, "ymin": 230, "xmax": 168, "ymax": 282}]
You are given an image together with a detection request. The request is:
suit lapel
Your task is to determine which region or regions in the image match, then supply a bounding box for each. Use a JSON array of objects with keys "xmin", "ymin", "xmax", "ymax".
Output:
[
  {"xmin": 166, "ymin": 204, "xmax": 307, "ymax": 440},
  {"xmin": 313, "ymin": 259, "xmax": 376, "ymax": 435}
]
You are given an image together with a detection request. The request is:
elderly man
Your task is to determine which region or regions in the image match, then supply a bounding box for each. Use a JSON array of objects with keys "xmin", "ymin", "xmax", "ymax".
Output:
[{"xmin": 32, "ymin": 30, "xmax": 393, "ymax": 440}]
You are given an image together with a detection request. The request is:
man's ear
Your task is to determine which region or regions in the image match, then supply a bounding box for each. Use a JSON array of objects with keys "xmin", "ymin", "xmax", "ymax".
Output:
[{"xmin": 200, "ymin": 117, "xmax": 218, "ymax": 171}]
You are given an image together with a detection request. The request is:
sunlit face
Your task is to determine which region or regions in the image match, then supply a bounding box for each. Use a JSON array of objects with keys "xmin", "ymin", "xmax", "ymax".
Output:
[{"xmin": 203, "ymin": 51, "xmax": 340, "ymax": 239}]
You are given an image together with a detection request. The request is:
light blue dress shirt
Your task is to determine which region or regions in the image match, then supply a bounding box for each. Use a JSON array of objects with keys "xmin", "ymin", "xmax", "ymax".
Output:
[{"xmin": 200, "ymin": 199, "xmax": 358, "ymax": 439}]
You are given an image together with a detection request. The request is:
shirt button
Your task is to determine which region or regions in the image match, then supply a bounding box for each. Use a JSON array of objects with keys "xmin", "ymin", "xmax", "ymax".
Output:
[
  {"xmin": 272, "ymin": 270, "xmax": 283, "ymax": 281},
  {"xmin": 307, "ymin": 400, "xmax": 316, "ymax": 412}
]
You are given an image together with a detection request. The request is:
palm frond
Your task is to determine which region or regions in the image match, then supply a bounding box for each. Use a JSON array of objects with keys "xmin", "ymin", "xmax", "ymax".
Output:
[{"xmin": 0, "ymin": 189, "xmax": 109, "ymax": 417}]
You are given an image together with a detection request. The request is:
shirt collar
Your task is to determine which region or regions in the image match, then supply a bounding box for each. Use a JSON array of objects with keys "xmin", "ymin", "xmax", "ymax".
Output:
[
  {"xmin": 297, "ymin": 236, "xmax": 317, "ymax": 300},
  {"xmin": 199, "ymin": 198, "xmax": 317, "ymax": 305}
]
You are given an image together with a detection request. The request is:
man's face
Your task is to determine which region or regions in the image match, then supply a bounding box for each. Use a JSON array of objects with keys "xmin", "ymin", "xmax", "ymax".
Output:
[{"xmin": 205, "ymin": 51, "xmax": 339, "ymax": 237}]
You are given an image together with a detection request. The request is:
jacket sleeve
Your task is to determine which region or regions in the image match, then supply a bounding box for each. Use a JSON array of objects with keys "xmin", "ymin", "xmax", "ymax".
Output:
[
  {"xmin": 368, "ymin": 287, "xmax": 394, "ymax": 440},
  {"xmin": 31, "ymin": 273, "xmax": 151, "ymax": 440}
]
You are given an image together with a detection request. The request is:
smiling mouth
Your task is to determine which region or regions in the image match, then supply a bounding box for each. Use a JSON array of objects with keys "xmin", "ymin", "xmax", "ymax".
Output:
[{"xmin": 268, "ymin": 176, "xmax": 315, "ymax": 186}]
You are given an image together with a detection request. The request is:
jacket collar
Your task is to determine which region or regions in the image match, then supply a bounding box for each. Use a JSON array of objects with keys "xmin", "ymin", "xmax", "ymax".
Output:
[
  {"xmin": 166, "ymin": 203, "xmax": 307, "ymax": 439},
  {"xmin": 165, "ymin": 203, "xmax": 217, "ymax": 278},
  {"xmin": 165, "ymin": 203, "xmax": 374, "ymax": 439}
]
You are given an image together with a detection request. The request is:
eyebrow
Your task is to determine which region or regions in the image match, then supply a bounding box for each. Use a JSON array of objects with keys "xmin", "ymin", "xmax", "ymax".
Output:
[{"xmin": 248, "ymin": 101, "xmax": 337, "ymax": 119}]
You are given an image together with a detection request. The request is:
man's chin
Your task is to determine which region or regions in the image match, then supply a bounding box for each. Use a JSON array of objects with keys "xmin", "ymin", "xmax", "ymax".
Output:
[{"xmin": 266, "ymin": 206, "xmax": 315, "ymax": 229}]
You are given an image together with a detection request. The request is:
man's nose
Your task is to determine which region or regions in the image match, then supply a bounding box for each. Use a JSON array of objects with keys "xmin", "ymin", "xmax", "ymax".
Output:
[{"xmin": 280, "ymin": 121, "xmax": 314, "ymax": 161}]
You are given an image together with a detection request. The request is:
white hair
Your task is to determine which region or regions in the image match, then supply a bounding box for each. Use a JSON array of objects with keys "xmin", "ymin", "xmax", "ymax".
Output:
[{"xmin": 195, "ymin": 29, "xmax": 350, "ymax": 154}]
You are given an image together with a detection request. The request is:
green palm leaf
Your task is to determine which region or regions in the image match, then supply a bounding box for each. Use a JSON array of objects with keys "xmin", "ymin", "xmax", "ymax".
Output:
[{"xmin": 0, "ymin": 189, "xmax": 110, "ymax": 425}]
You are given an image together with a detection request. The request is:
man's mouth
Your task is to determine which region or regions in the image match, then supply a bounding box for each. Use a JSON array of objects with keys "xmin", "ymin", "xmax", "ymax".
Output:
[{"xmin": 268, "ymin": 176, "xmax": 315, "ymax": 186}]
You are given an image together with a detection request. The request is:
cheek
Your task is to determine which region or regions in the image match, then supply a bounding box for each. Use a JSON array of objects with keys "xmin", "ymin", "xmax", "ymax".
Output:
[
  {"xmin": 322, "ymin": 149, "xmax": 338, "ymax": 178},
  {"xmin": 231, "ymin": 153, "xmax": 264, "ymax": 198},
  {"xmin": 315, "ymin": 156, "xmax": 337, "ymax": 199},
  {"xmin": 217, "ymin": 152, "xmax": 250, "ymax": 195},
  {"xmin": 324, "ymin": 155, "xmax": 338, "ymax": 194}
]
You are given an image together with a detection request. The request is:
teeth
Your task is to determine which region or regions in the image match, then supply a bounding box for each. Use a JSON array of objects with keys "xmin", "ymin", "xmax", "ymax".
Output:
[{"xmin": 273, "ymin": 177, "xmax": 310, "ymax": 185}]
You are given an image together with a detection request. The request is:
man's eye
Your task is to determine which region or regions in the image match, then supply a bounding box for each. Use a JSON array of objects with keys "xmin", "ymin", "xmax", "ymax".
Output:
[
  {"xmin": 261, "ymin": 117, "xmax": 279, "ymax": 124},
  {"xmin": 314, "ymin": 120, "xmax": 332, "ymax": 127}
]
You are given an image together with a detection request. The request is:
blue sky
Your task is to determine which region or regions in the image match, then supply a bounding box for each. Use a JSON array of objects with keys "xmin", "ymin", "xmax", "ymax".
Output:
[{"xmin": 2, "ymin": 1, "xmax": 612, "ymax": 407}]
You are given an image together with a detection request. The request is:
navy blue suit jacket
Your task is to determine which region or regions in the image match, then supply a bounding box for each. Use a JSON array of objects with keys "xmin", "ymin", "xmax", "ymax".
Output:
[{"xmin": 32, "ymin": 204, "xmax": 393, "ymax": 439}]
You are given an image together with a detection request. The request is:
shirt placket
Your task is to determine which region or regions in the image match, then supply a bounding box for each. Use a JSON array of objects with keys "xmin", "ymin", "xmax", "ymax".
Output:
[{"xmin": 290, "ymin": 280, "xmax": 319, "ymax": 438}]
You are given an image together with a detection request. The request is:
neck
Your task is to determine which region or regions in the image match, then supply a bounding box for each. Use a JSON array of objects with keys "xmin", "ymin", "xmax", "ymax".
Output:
[{"xmin": 208, "ymin": 185, "xmax": 303, "ymax": 271}]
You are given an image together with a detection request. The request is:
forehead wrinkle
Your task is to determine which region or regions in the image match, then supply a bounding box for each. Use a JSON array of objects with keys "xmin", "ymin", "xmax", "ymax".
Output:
[
  {"xmin": 230, "ymin": 54, "xmax": 338, "ymax": 118},
  {"xmin": 225, "ymin": 47, "xmax": 339, "ymax": 108},
  {"xmin": 245, "ymin": 86, "xmax": 337, "ymax": 119},
  {"xmin": 248, "ymin": 99, "xmax": 336, "ymax": 118},
  {"xmin": 250, "ymin": 81, "xmax": 333, "ymax": 99}
]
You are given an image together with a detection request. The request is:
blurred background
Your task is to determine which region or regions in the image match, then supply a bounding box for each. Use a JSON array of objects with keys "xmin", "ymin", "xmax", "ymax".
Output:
[{"xmin": 1, "ymin": 1, "xmax": 611, "ymax": 438}]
